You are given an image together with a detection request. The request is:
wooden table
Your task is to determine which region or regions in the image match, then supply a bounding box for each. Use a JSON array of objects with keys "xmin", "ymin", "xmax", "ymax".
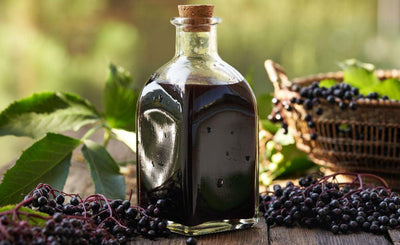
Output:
[
  {"xmin": 2, "ymin": 128, "xmax": 398, "ymax": 245},
  {"xmin": 129, "ymin": 217, "xmax": 399, "ymax": 245},
  {"xmin": 42, "ymin": 130, "xmax": 400, "ymax": 245}
]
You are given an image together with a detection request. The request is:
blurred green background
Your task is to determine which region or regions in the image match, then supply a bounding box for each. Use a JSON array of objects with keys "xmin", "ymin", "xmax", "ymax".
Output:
[{"xmin": 0, "ymin": 0, "xmax": 399, "ymax": 165}]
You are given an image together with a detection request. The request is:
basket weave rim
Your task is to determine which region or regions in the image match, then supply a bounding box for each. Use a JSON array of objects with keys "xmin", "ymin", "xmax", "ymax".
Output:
[{"xmin": 291, "ymin": 69, "xmax": 400, "ymax": 106}]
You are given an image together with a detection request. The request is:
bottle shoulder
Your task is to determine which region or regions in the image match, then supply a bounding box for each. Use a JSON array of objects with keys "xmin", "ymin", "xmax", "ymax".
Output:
[
  {"xmin": 138, "ymin": 55, "xmax": 257, "ymax": 112},
  {"xmin": 150, "ymin": 55, "xmax": 246, "ymax": 86}
]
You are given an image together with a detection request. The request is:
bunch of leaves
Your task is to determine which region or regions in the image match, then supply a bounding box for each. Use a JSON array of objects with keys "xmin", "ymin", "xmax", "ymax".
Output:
[
  {"xmin": 259, "ymin": 128, "xmax": 315, "ymax": 186},
  {"xmin": 320, "ymin": 59, "xmax": 400, "ymax": 100},
  {"xmin": 0, "ymin": 64, "xmax": 139, "ymax": 206},
  {"xmin": 246, "ymin": 70, "xmax": 315, "ymax": 186}
]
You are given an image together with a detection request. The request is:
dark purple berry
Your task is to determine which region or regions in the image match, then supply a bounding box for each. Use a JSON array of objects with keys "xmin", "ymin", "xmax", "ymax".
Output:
[
  {"xmin": 284, "ymin": 104, "xmax": 292, "ymax": 111},
  {"xmin": 296, "ymin": 98, "xmax": 304, "ymax": 104},
  {"xmin": 349, "ymin": 101, "xmax": 357, "ymax": 110},
  {"xmin": 333, "ymin": 89, "xmax": 343, "ymax": 97},
  {"xmin": 303, "ymin": 99, "xmax": 313, "ymax": 110},
  {"xmin": 381, "ymin": 95, "xmax": 389, "ymax": 100},
  {"xmin": 291, "ymin": 84, "xmax": 301, "ymax": 92},
  {"xmin": 272, "ymin": 97, "xmax": 280, "ymax": 105},
  {"xmin": 326, "ymin": 95, "xmax": 335, "ymax": 104},
  {"xmin": 186, "ymin": 237, "xmax": 197, "ymax": 245},
  {"xmin": 310, "ymin": 133, "xmax": 318, "ymax": 140},
  {"xmin": 38, "ymin": 196, "xmax": 47, "ymax": 206},
  {"xmin": 55, "ymin": 194, "xmax": 65, "ymax": 204},
  {"xmin": 339, "ymin": 101, "xmax": 347, "ymax": 110},
  {"xmin": 300, "ymin": 88, "xmax": 308, "ymax": 98},
  {"xmin": 70, "ymin": 197, "xmax": 79, "ymax": 206},
  {"xmin": 307, "ymin": 121, "xmax": 315, "ymax": 128}
]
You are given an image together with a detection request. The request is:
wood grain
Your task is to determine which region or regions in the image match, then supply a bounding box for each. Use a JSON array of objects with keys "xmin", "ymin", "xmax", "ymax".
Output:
[
  {"xmin": 128, "ymin": 217, "xmax": 395, "ymax": 245},
  {"xmin": 129, "ymin": 218, "xmax": 267, "ymax": 245},
  {"xmin": 270, "ymin": 226, "xmax": 392, "ymax": 245},
  {"xmin": 1, "ymin": 126, "xmax": 397, "ymax": 245},
  {"xmin": 389, "ymin": 230, "xmax": 400, "ymax": 245}
]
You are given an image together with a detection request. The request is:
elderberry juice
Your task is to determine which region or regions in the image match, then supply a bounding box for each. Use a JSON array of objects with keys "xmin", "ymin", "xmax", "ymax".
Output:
[{"xmin": 137, "ymin": 77, "xmax": 258, "ymax": 231}]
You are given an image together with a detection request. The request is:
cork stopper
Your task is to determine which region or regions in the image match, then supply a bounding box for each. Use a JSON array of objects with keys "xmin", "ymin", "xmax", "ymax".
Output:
[
  {"xmin": 178, "ymin": 5, "xmax": 214, "ymax": 18},
  {"xmin": 177, "ymin": 5, "xmax": 214, "ymax": 32}
]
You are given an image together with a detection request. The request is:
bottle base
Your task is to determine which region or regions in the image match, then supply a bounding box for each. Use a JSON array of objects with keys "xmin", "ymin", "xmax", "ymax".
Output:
[{"xmin": 167, "ymin": 216, "xmax": 259, "ymax": 236}]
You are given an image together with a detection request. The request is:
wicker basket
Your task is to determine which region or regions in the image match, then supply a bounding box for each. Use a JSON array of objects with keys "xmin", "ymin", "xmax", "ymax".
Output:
[{"xmin": 264, "ymin": 60, "xmax": 400, "ymax": 188}]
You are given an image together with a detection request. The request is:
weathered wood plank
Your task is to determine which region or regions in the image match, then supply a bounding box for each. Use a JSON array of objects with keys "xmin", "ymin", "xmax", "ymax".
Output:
[
  {"xmin": 129, "ymin": 216, "xmax": 393, "ymax": 245},
  {"xmin": 129, "ymin": 218, "xmax": 267, "ymax": 245},
  {"xmin": 269, "ymin": 226, "xmax": 318, "ymax": 245},
  {"xmin": 314, "ymin": 229, "xmax": 392, "ymax": 245},
  {"xmin": 128, "ymin": 235, "xmax": 186, "ymax": 245},
  {"xmin": 388, "ymin": 230, "xmax": 400, "ymax": 245},
  {"xmin": 270, "ymin": 225, "xmax": 391, "ymax": 245},
  {"xmin": 1, "ymin": 126, "xmax": 394, "ymax": 245}
]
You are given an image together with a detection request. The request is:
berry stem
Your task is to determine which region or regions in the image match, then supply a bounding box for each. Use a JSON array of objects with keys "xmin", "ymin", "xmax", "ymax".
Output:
[{"xmin": 81, "ymin": 124, "xmax": 103, "ymax": 141}]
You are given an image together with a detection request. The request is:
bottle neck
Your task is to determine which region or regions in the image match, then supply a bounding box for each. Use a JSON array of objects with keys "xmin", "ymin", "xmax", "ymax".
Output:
[{"xmin": 175, "ymin": 25, "xmax": 218, "ymax": 58}]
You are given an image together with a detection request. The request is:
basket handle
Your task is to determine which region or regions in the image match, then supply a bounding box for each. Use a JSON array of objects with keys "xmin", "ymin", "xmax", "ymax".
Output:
[{"xmin": 264, "ymin": 60, "xmax": 292, "ymax": 91}]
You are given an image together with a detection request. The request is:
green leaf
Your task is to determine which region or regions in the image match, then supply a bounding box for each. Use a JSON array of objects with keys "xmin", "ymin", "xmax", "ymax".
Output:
[
  {"xmin": 111, "ymin": 128, "xmax": 136, "ymax": 153},
  {"xmin": 257, "ymin": 93, "xmax": 274, "ymax": 120},
  {"xmin": 339, "ymin": 59, "xmax": 380, "ymax": 94},
  {"xmin": 103, "ymin": 64, "xmax": 139, "ymax": 131},
  {"xmin": 82, "ymin": 140, "xmax": 126, "ymax": 199},
  {"xmin": 265, "ymin": 142, "xmax": 315, "ymax": 180},
  {"xmin": 278, "ymin": 157, "xmax": 315, "ymax": 178},
  {"xmin": 0, "ymin": 92, "xmax": 100, "ymax": 138},
  {"xmin": 373, "ymin": 78, "xmax": 400, "ymax": 100},
  {"xmin": 338, "ymin": 59, "xmax": 375, "ymax": 72},
  {"xmin": 0, "ymin": 133, "xmax": 81, "ymax": 205},
  {"xmin": 319, "ymin": 79, "xmax": 337, "ymax": 88},
  {"xmin": 344, "ymin": 66, "xmax": 380, "ymax": 94},
  {"xmin": 0, "ymin": 205, "xmax": 48, "ymax": 226},
  {"xmin": 260, "ymin": 119, "xmax": 280, "ymax": 134},
  {"xmin": 338, "ymin": 59, "xmax": 400, "ymax": 99}
]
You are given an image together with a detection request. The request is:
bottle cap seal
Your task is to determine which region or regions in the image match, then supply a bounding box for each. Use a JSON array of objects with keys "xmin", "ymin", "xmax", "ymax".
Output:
[{"xmin": 177, "ymin": 5, "xmax": 215, "ymax": 32}]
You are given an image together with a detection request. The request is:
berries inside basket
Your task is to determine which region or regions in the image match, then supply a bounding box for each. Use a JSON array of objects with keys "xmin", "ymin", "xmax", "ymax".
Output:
[{"xmin": 264, "ymin": 60, "xmax": 400, "ymax": 189}]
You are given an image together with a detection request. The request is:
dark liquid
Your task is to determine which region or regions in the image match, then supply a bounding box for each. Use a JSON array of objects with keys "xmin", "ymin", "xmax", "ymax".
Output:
[{"xmin": 137, "ymin": 78, "xmax": 258, "ymax": 226}]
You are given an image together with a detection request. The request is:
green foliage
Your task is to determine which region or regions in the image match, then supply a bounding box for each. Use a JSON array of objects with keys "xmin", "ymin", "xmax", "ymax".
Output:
[
  {"xmin": 340, "ymin": 59, "xmax": 380, "ymax": 94},
  {"xmin": 0, "ymin": 205, "xmax": 48, "ymax": 226},
  {"xmin": 260, "ymin": 129, "xmax": 315, "ymax": 186},
  {"xmin": 319, "ymin": 79, "xmax": 337, "ymax": 88},
  {"xmin": 0, "ymin": 64, "xmax": 138, "ymax": 204},
  {"xmin": 0, "ymin": 134, "xmax": 81, "ymax": 205},
  {"xmin": 317, "ymin": 60, "xmax": 400, "ymax": 100},
  {"xmin": 257, "ymin": 86, "xmax": 315, "ymax": 185},
  {"xmin": 103, "ymin": 64, "xmax": 139, "ymax": 131},
  {"xmin": 111, "ymin": 128, "xmax": 136, "ymax": 153},
  {"xmin": 0, "ymin": 92, "xmax": 99, "ymax": 138},
  {"xmin": 340, "ymin": 59, "xmax": 400, "ymax": 99},
  {"xmin": 257, "ymin": 94, "xmax": 274, "ymax": 120},
  {"xmin": 260, "ymin": 119, "xmax": 280, "ymax": 134},
  {"xmin": 82, "ymin": 140, "xmax": 126, "ymax": 200},
  {"xmin": 375, "ymin": 79, "xmax": 400, "ymax": 100}
]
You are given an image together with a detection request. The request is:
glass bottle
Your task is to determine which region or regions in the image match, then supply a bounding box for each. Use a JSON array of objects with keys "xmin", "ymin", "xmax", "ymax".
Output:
[{"xmin": 136, "ymin": 5, "xmax": 259, "ymax": 236}]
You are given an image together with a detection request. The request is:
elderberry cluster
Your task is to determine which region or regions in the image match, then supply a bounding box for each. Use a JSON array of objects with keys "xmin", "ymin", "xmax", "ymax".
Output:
[
  {"xmin": 260, "ymin": 173, "xmax": 400, "ymax": 235},
  {"xmin": 269, "ymin": 81, "xmax": 391, "ymax": 139},
  {"xmin": 0, "ymin": 184, "xmax": 170, "ymax": 244}
]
